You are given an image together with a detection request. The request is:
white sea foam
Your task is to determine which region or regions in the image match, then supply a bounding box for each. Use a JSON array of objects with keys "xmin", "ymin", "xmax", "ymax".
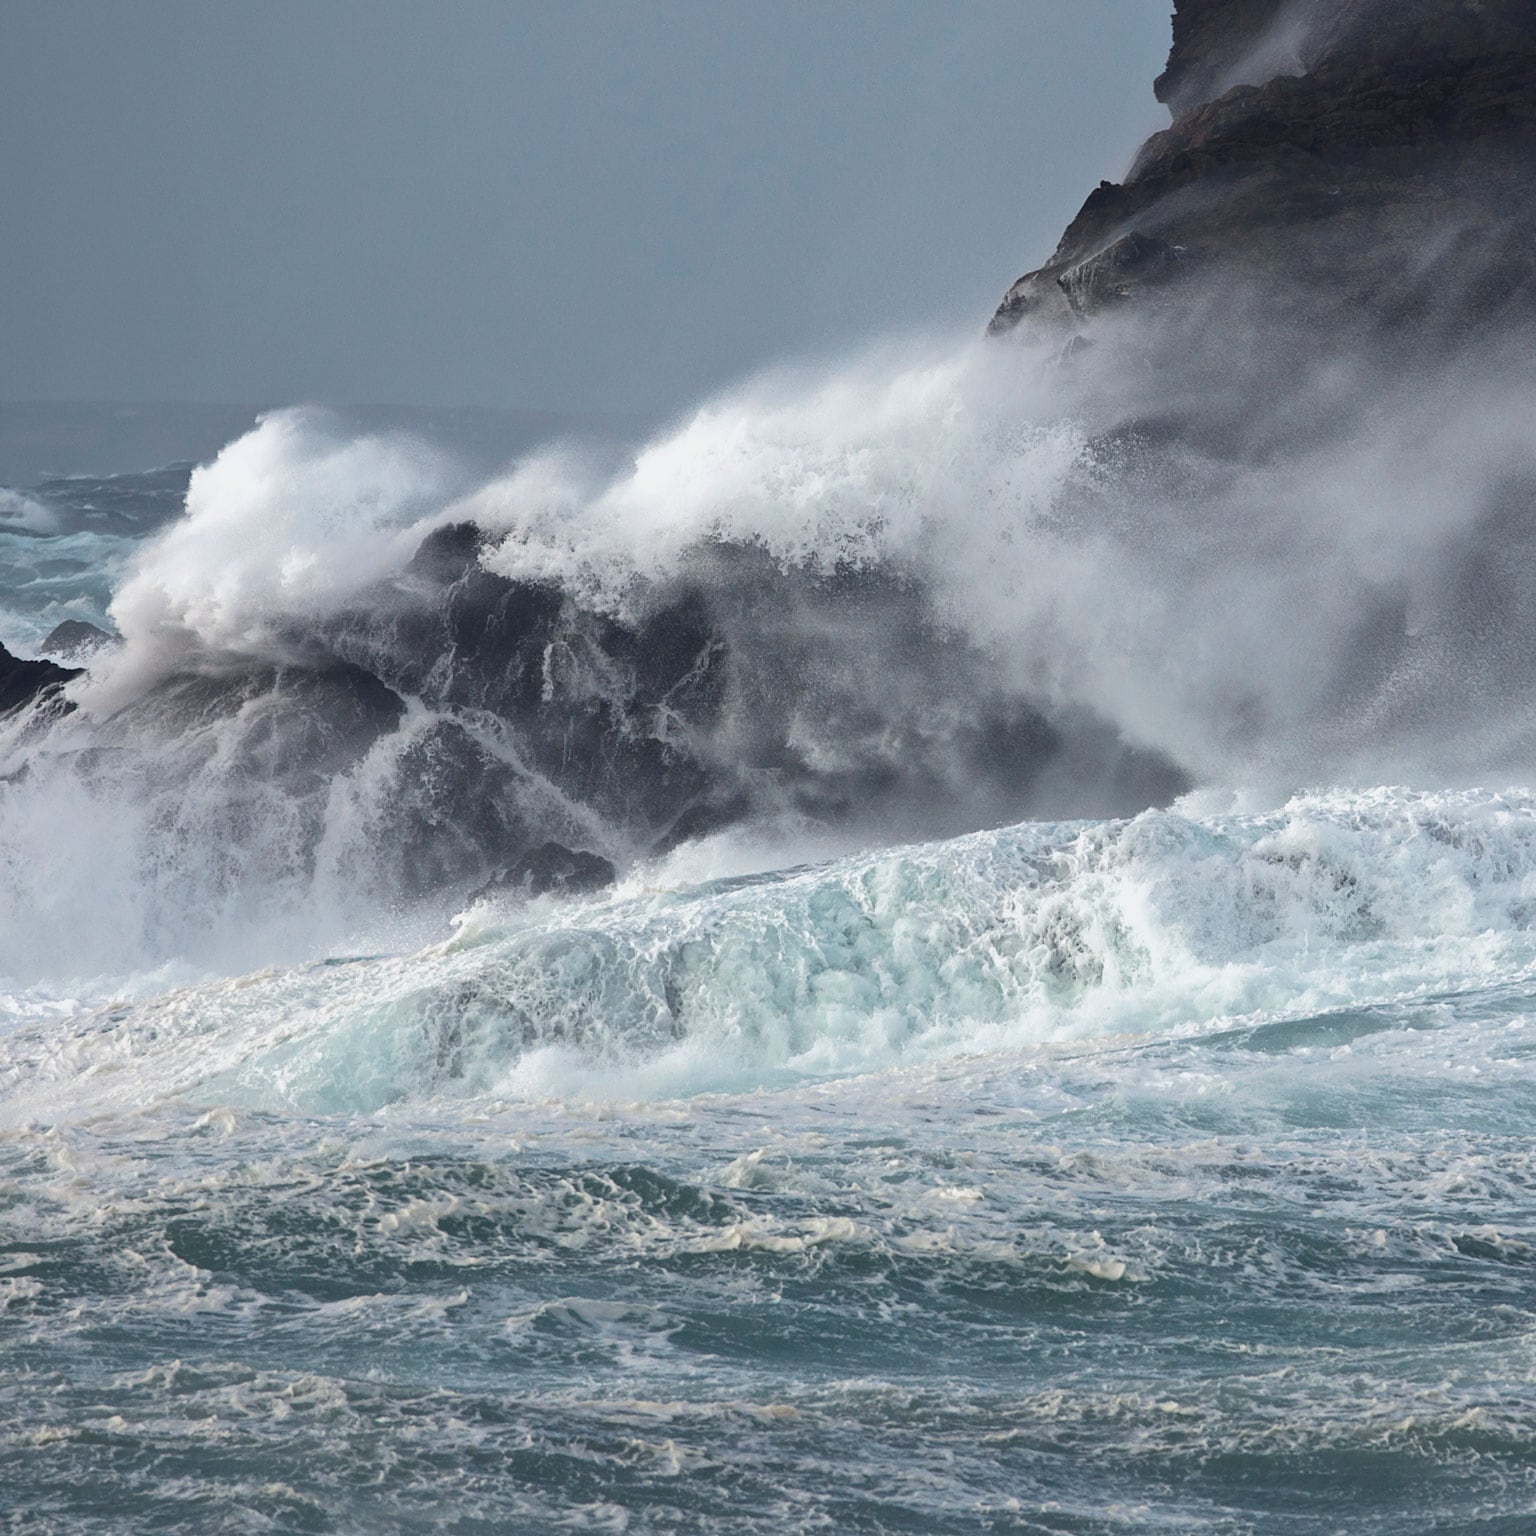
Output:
[
  {"xmin": 0, "ymin": 309, "xmax": 1533, "ymax": 1029},
  {"xmin": 61, "ymin": 315, "xmax": 1536, "ymax": 794},
  {"xmin": 85, "ymin": 410, "xmax": 459, "ymax": 712},
  {"xmin": 2, "ymin": 784, "xmax": 1533, "ymax": 1117},
  {"xmin": 0, "ymin": 489, "xmax": 61, "ymax": 535}
]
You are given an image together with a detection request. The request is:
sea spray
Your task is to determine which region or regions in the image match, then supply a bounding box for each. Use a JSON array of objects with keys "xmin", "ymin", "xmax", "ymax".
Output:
[
  {"xmin": 3, "ymin": 314, "xmax": 1536, "ymax": 982},
  {"xmin": 3, "ymin": 785, "xmax": 1532, "ymax": 1114}
]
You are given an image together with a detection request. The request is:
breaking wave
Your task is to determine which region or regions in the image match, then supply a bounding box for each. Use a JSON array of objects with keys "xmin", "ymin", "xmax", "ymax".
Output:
[
  {"xmin": 4, "ymin": 784, "xmax": 1533, "ymax": 1115},
  {"xmin": 4, "ymin": 304, "xmax": 1536, "ymax": 994}
]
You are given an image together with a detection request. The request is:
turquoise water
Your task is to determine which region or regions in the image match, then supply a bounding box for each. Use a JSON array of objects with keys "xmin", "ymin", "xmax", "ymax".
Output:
[{"xmin": 5, "ymin": 786, "xmax": 1536, "ymax": 1532}]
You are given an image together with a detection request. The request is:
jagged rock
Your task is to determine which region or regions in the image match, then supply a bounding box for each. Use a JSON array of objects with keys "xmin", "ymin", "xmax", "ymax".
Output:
[
  {"xmin": 1057, "ymin": 231, "xmax": 1183, "ymax": 316},
  {"xmin": 992, "ymin": 0, "xmax": 1536, "ymax": 344},
  {"xmin": 308, "ymin": 525, "xmax": 1126, "ymax": 867},
  {"xmin": 38, "ymin": 620, "xmax": 115, "ymax": 662},
  {"xmin": 474, "ymin": 842, "xmax": 617, "ymax": 902},
  {"xmin": 404, "ymin": 520, "xmax": 485, "ymax": 583},
  {"xmin": 1156, "ymin": 0, "xmax": 1536, "ymax": 119},
  {"xmin": 1154, "ymin": 0, "xmax": 1295, "ymax": 117},
  {"xmin": 0, "ymin": 642, "xmax": 79, "ymax": 717},
  {"xmin": 369, "ymin": 718, "xmax": 536, "ymax": 897}
]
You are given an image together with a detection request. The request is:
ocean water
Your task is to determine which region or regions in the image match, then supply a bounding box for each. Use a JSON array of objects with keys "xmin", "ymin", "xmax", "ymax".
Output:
[
  {"xmin": 7, "ymin": 784, "xmax": 1536, "ymax": 1532},
  {"xmin": 5, "ymin": 339, "xmax": 1536, "ymax": 1533}
]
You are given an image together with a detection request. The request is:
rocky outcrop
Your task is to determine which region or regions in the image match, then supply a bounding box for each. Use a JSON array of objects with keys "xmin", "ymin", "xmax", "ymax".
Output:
[
  {"xmin": 307, "ymin": 527, "xmax": 1154, "ymax": 885},
  {"xmin": 39, "ymin": 620, "xmax": 115, "ymax": 663},
  {"xmin": 992, "ymin": 0, "xmax": 1536, "ymax": 344},
  {"xmin": 474, "ymin": 843, "xmax": 618, "ymax": 903},
  {"xmin": 0, "ymin": 644, "xmax": 78, "ymax": 718},
  {"xmin": 1158, "ymin": 0, "xmax": 1536, "ymax": 116},
  {"xmin": 40, "ymin": 517, "xmax": 1178, "ymax": 908},
  {"xmin": 1153, "ymin": 0, "xmax": 1297, "ymax": 116}
]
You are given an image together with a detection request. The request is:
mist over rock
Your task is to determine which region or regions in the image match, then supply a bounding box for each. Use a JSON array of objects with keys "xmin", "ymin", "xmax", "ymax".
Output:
[
  {"xmin": 10, "ymin": 0, "xmax": 1536, "ymax": 972},
  {"xmin": 474, "ymin": 842, "xmax": 618, "ymax": 903},
  {"xmin": 38, "ymin": 620, "xmax": 115, "ymax": 664},
  {"xmin": 977, "ymin": 0, "xmax": 1536, "ymax": 800},
  {"xmin": 992, "ymin": 0, "xmax": 1536, "ymax": 343}
]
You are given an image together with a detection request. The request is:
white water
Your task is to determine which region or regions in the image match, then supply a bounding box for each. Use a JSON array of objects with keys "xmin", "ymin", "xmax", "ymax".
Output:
[
  {"xmin": 3, "ymin": 317, "xmax": 1536, "ymax": 1082},
  {"xmin": 59, "ymin": 319, "xmax": 1536, "ymax": 780},
  {"xmin": 3, "ymin": 784, "xmax": 1532, "ymax": 1119}
]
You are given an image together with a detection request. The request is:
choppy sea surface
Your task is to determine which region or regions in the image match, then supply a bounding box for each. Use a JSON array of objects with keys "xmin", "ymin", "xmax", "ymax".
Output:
[{"xmin": 4, "ymin": 463, "xmax": 1536, "ymax": 1535}]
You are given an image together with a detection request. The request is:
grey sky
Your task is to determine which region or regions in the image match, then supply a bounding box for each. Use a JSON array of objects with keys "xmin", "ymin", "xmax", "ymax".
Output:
[{"xmin": 2, "ymin": 2, "xmax": 1170, "ymax": 419}]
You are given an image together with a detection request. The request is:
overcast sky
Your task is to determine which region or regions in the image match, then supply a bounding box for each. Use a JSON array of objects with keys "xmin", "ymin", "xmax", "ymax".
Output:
[{"xmin": 2, "ymin": 1, "xmax": 1171, "ymax": 419}]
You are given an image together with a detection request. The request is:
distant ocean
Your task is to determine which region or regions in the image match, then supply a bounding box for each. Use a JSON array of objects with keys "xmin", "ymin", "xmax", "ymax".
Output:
[{"xmin": 3, "ymin": 365, "xmax": 1536, "ymax": 1534}]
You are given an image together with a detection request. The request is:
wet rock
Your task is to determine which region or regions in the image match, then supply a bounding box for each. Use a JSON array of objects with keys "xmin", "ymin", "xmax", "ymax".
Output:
[
  {"xmin": 474, "ymin": 842, "xmax": 618, "ymax": 902},
  {"xmin": 38, "ymin": 620, "xmax": 115, "ymax": 663},
  {"xmin": 1057, "ymin": 231, "xmax": 1183, "ymax": 316},
  {"xmin": 372, "ymin": 719, "xmax": 536, "ymax": 897},
  {"xmin": 116, "ymin": 661, "xmax": 406, "ymax": 782},
  {"xmin": 0, "ymin": 642, "xmax": 79, "ymax": 716},
  {"xmin": 404, "ymin": 520, "xmax": 485, "ymax": 584}
]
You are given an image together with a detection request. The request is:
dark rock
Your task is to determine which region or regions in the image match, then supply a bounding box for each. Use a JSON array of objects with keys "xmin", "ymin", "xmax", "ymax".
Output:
[
  {"xmin": 404, "ymin": 520, "xmax": 486, "ymax": 583},
  {"xmin": 1057, "ymin": 231, "xmax": 1183, "ymax": 315},
  {"xmin": 651, "ymin": 791, "xmax": 754, "ymax": 856},
  {"xmin": 992, "ymin": 0, "xmax": 1536, "ymax": 345},
  {"xmin": 0, "ymin": 642, "xmax": 79, "ymax": 717},
  {"xmin": 1156, "ymin": 0, "xmax": 1536, "ymax": 120},
  {"xmin": 474, "ymin": 842, "xmax": 618, "ymax": 902},
  {"xmin": 1154, "ymin": 0, "xmax": 1295, "ymax": 117},
  {"xmin": 38, "ymin": 620, "xmax": 115, "ymax": 662},
  {"xmin": 371, "ymin": 719, "xmax": 535, "ymax": 897},
  {"xmin": 121, "ymin": 661, "xmax": 404, "ymax": 775},
  {"xmin": 91, "ymin": 659, "xmax": 408, "ymax": 840}
]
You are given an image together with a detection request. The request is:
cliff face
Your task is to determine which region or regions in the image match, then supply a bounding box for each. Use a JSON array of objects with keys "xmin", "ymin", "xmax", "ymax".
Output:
[
  {"xmin": 992, "ymin": 0, "xmax": 1536, "ymax": 342},
  {"xmin": 1153, "ymin": 0, "xmax": 1289, "ymax": 116},
  {"xmin": 1154, "ymin": 0, "xmax": 1536, "ymax": 115}
]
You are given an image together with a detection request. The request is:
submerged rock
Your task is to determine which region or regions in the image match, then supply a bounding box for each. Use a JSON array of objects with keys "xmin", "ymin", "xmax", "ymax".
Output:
[{"xmin": 474, "ymin": 842, "xmax": 618, "ymax": 902}]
